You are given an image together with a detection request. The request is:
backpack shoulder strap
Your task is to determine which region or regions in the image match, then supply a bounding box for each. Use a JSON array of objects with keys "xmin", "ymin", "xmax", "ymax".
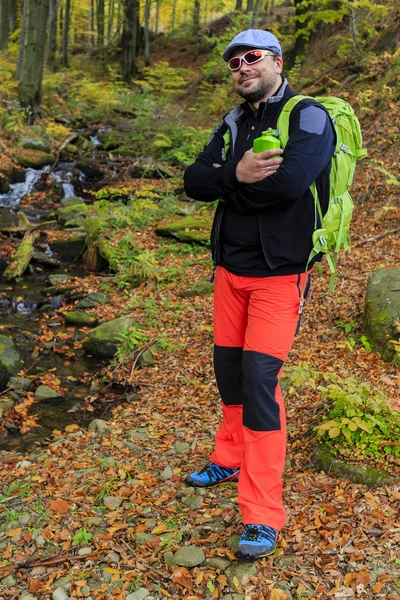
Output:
[{"xmin": 276, "ymin": 95, "xmax": 312, "ymax": 148}]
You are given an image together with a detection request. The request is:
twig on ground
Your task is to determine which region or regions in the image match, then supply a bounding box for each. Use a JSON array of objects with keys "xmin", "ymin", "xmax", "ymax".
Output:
[
  {"xmin": 354, "ymin": 227, "xmax": 400, "ymax": 246},
  {"xmin": 48, "ymin": 133, "xmax": 79, "ymax": 175}
]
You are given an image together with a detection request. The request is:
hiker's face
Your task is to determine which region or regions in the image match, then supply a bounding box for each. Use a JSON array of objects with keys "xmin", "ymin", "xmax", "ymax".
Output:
[{"xmin": 230, "ymin": 46, "xmax": 283, "ymax": 104}]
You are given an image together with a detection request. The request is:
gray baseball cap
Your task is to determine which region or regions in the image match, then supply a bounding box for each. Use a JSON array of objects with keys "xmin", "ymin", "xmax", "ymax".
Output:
[{"xmin": 223, "ymin": 29, "xmax": 282, "ymax": 62}]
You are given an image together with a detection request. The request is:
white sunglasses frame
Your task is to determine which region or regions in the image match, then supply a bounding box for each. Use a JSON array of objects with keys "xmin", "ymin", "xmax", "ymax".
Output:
[{"xmin": 227, "ymin": 49, "xmax": 277, "ymax": 71}]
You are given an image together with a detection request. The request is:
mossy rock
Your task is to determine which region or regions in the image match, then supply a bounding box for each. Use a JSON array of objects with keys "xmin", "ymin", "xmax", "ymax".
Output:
[
  {"xmin": 83, "ymin": 317, "xmax": 136, "ymax": 358},
  {"xmin": 156, "ymin": 216, "xmax": 212, "ymax": 245},
  {"xmin": 14, "ymin": 153, "xmax": 55, "ymax": 169},
  {"xmin": 0, "ymin": 175, "xmax": 10, "ymax": 194},
  {"xmin": 65, "ymin": 311, "xmax": 98, "ymax": 328},
  {"xmin": 0, "ymin": 336, "xmax": 22, "ymax": 391},
  {"xmin": 85, "ymin": 216, "xmax": 106, "ymax": 244},
  {"xmin": 52, "ymin": 233, "xmax": 86, "ymax": 261},
  {"xmin": 59, "ymin": 196, "xmax": 85, "ymax": 208},
  {"xmin": 312, "ymin": 445, "xmax": 392, "ymax": 485},
  {"xmin": 363, "ymin": 267, "xmax": 400, "ymax": 363},
  {"xmin": 178, "ymin": 280, "xmax": 214, "ymax": 297},
  {"xmin": 76, "ymin": 158, "xmax": 104, "ymax": 179},
  {"xmin": 58, "ymin": 203, "xmax": 89, "ymax": 229},
  {"xmin": 19, "ymin": 137, "xmax": 51, "ymax": 153}
]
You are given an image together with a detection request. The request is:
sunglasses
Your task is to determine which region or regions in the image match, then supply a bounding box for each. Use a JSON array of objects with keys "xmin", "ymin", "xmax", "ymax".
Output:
[{"xmin": 227, "ymin": 49, "xmax": 277, "ymax": 71}]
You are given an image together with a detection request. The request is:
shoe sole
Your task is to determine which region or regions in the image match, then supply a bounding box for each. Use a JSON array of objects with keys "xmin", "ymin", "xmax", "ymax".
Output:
[
  {"xmin": 237, "ymin": 547, "xmax": 276, "ymax": 560},
  {"xmin": 185, "ymin": 471, "xmax": 240, "ymax": 487}
]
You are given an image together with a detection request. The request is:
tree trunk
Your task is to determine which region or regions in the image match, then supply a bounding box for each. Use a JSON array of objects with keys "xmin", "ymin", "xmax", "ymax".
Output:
[
  {"xmin": 16, "ymin": 0, "xmax": 27, "ymax": 80},
  {"xmin": 246, "ymin": 0, "xmax": 253, "ymax": 13},
  {"xmin": 89, "ymin": 0, "xmax": 95, "ymax": 46},
  {"xmin": 144, "ymin": 0, "xmax": 150, "ymax": 65},
  {"xmin": 171, "ymin": 0, "xmax": 177, "ymax": 31},
  {"xmin": 97, "ymin": 0, "xmax": 104, "ymax": 47},
  {"xmin": 47, "ymin": 0, "xmax": 58, "ymax": 70},
  {"xmin": 269, "ymin": 0, "xmax": 274, "ymax": 13},
  {"xmin": 18, "ymin": 0, "xmax": 49, "ymax": 120},
  {"xmin": 251, "ymin": 0, "xmax": 260, "ymax": 27},
  {"xmin": 107, "ymin": 0, "xmax": 114, "ymax": 44},
  {"xmin": 10, "ymin": 0, "xmax": 18, "ymax": 32},
  {"xmin": 120, "ymin": 0, "xmax": 138, "ymax": 82},
  {"xmin": 192, "ymin": 0, "xmax": 200, "ymax": 34},
  {"xmin": 235, "ymin": 0, "xmax": 242, "ymax": 11},
  {"xmin": 155, "ymin": 0, "xmax": 160, "ymax": 35},
  {"xmin": 0, "ymin": 0, "xmax": 11, "ymax": 50},
  {"xmin": 62, "ymin": 0, "xmax": 71, "ymax": 67}
]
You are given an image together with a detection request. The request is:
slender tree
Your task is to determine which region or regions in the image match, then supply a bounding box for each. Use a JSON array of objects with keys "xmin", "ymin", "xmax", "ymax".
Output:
[
  {"xmin": 16, "ymin": 0, "xmax": 27, "ymax": 80},
  {"xmin": 144, "ymin": 0, "xmax": 150, "ymax": 65},
  {"xmin": 252, "ymin": 0, "xmax": 261, "ymax": 26},
  {"xmin": 0, "ymin": 0, "xmax": 11, "ymax": 50},
  {"xmin": 89, "ymin": 0, "xmax": 95, "ymax": 46},
  {"xmin": 246, "ymin": 0, "xmax": 253, "ymax": 13},
  {"xmin": 192, "ymin": 0, "xmax": 200, "ymax": 33},
  {"xmin": 171, "ymin": 0, "xmax": 177, "ymax": 31},
  {"xmin": 97, "ymin": 0, "xmax": 105, "ymax": 46},
  {"xmin": 107, "ymin": 0, "xmax": 115, "ymax": 44},
  {"xmin": 235, "ymin": 0, "xmax": 243, "ymax": 11},
  {"xmin": 47, "ymin": 0, "xmax": 59, "ymax": 70},
  {"xmin": 62, "ymin": 0, "xmax": 71, "ymax": 66},
  {"xmin": 120, "ymin": 0, "xmax": 138, "ymax": 82},
  {"xmin": 18, "ymin": 0, "xmax": 50, "ymax": 120},
  {"xmin": 10, "ymin": 0, "xmax": 18, "ymax": 33}
]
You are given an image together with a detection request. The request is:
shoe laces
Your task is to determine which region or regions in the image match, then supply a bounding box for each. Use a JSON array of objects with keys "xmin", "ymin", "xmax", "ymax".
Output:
[
  {"xmin": 197, "ymin": 463, "xmax": 234, "ymax": 479},
  {"xmin": 242, "ymin": 525, "xmax": 276, "ymax": 543}
]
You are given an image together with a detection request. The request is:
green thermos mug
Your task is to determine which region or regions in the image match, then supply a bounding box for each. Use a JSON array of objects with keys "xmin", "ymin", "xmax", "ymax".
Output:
[{"xmin": 253, "ymin": 131, "xmax": 281, "ymax": 155}]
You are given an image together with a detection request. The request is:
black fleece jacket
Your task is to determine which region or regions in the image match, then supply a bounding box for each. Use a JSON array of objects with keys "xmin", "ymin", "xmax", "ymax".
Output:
[{"xmin": 184, "ymin": 79, "xmax": 336, "ymax": 276}]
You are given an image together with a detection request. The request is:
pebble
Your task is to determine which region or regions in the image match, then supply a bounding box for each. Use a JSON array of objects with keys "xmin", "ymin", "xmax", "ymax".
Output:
[
  {"xmin": 106, "ymin": 551, "xmax": 120, "ymax": 563},
  {"xmin": 274, "ymin": 554, "xmax": 295, "ymax": 569},
  {"xmin": 34, "ymin": 385, "xmax": 62, "ymax": 401},
  {"xmin": 183, "ymin": 495, "xmax": 203, "ymax": 510},
  {"xmin": 164, "ymin": 551, "xmax": 174, "ymax": 567},
  {"xmin": 123, "ymin": 441, "xmax": 142, "ymax": 453},
  {"xmin": 226, "ymin": 534, "xmax": 240, "ymax": 553},
  {"xmin": 134, "ymin": 532, "xmax": 154, "ymax": 545},
  {"xmin": 172, "ymin": 546, "xmax": 205, "ymax": 567},
  {"xmin": 16, "ymin": 460, "xmax": 32, "ymax": 469},
  {"xmin": 52, "ymin": 589, "xmax": 69, "ymax": 600},
  {"xmin": 78, "ymin": 547, "xmax": 93, "ymax": 556},
  {"xmin": 88, "ymin": 419, "xmax": 110, "ymax": 433},
  {"xmin": 126, "ymin": 589, "xmax": 151, "ymax": 600},
  {"xmin": 174, "ymin": 441, "xmax": 190, "ymax": 453},
  {"xmin": 103, "ymin": 496, "xmax": 123, "ymax": 509},
  {"xmin": 160, "ymin": 466, "xmax": 173, "ymax": 480},
  {"xmin": 226, "ymin": 562, "xmax": 257, "ymax": 585},
  {"xmin": 129, "ymin": 431, "xmax": 149, "ymax": 441},
  {"xmin": 20, "ymin": 593, "xmax": 38, "ymax": 600},
  {"xmin": 1, "ymin": 574, "xmax": 16, "ymax": 586},
  {"xmin": 205, "ymin": 557, "xmax": 232, "ymax": 571}
]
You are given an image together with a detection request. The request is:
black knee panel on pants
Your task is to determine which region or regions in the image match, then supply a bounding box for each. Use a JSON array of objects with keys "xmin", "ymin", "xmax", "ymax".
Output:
[
  {"xmin": 242, "ymin": 350, "xmax": 283, "ymax": 431},
  {"xmin": 214, "ymin": 345, "xmax": 243, "ymax": 406}
]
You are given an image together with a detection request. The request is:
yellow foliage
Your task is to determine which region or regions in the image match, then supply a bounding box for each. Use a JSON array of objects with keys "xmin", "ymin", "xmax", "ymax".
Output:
[{"xmin": 46, "ymin": 120, "xmax": 72, "ymax": 141}]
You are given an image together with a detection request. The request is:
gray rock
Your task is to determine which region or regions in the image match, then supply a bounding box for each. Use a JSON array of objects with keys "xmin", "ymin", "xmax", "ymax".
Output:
[
  {"xmin": 226, "ymin": 562, "xmax": 257, "ymax": 586},
  {"xmin": 52, "ymin": 588, "xmax": 69, "ymax": 600},
  {"xmin": 76, "ymin": 292, "xmax": 111, "ymax": 309},
  {"xmin": 88, "ymin": 419, "xmax": 110, "ymax": 434},
  {"xmin": 183, "ymin": 495, "xmax": 203, "ymax": 510},
  {"xmin": 6, "ymin": 376, "xmax": 32, "ymax": 390},
  {"xmin": 178, "ymin": 280, "xmax": 214, "ymax": 298},
  {"xmin": 138, "ymin": 349, "xmax": 155, "ymax": 368},
  {"xmin": 20, "ymin": 593, "xmax": 38, "ymax": 600},
  {"xmin": 59, "ymin": 196, "xmax": 84, "ymax": 208},
  {"xmin": 48, "ymin": 274, "xmax": 73, "ymax": 286},
  {"xmin": 274, "ymin": 554, "xmax": 295, "ymax": 569},
  {"xmin": 83, "ymin": 317, "xmax": 136, "ymax": 358},
  {"xmin": 78, "ymin": 547, "xmax": 93, "ymax": 556},
  {"xmin": 103, "ymin": 496, "xmax": 123, "ymax": 509},
  {"xmin": 129, "ymin": 431, "xmax": 149, "ymax": 440},
  {"xmin": 106, "ymin": 551, "xmax": 120, "ymax": 563},
  {"xmin": 364, "ymin": 266, "xmax": 400, "ymax": 363},
  {"xmin": 65, "ymin": 311, "xmax": 97, "ymax": 328},
  {"xmin": 34, "ymin": 385, "xmax": 63, "ymax": 402},
  {"xmin": 226, "ymin": 534, "xmax": 240, "ymax": 553},
  {"xmin": 205, "ymin": 557, "xmax": 232, "ymax": 571},
  {"xmin": 164, "ymin": 551, "xmax": 174, "ymax": 567},
  {"xmin": 172, "ymin": 546, "xmax": 205, "ymax": 567},
  {"xmin": 160, "ymin": 466, "xmax": 173, "ymax": 481},
  {"xmin": 20, "ymin": 136, "xmax": 51, "ymax": 153},
  {"xmin": 134, "ymin": 532, "xmax": 154, "ymax": 546},
  {"xmin": 1, "ymin": 574, "xmax": 17, "ymax": 586},
  {"xmin": 58, "ymin": 203, "xmax": 89, "ymax": 229},
  {"xmin": 275, "ymin": 581, "xmax": 294, "ymax": 599},
  {"xmin": 0, "ymin": 335, "xmax": 22, "ymax": 390},
  {"xmin": 174, "ymin": 441, "xmax": 190, "ymax": 454},
  {"xmin": 0, "ymin": 399, "xmax": 14, "ymax": 410},
  {"xmin": 123, "ymin": 441, "xmax": 142, "ymax": 453},
  {"xmin": 52, "ymin": 233, "xmax": 86, "ymax": 261},
  {"xmin": 16, "ymin": 460, "xmax": 32, "ymax": 469},
  {"xmin": 126, "ymin": 589, "xmax": 150, "ymax": 600},
  {"xmin": 32, "ymin": 251, "xmax": 60, "ymax": 268}
]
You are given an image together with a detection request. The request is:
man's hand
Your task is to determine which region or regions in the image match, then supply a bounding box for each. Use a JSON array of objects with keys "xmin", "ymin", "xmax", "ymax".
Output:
[{"xmin": 236, "ymin": 148, "xmax": 284, "ymax": 184}]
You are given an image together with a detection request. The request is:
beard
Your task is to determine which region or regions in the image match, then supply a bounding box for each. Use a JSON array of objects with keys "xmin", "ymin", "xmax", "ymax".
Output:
[{"xmin": 234, "ymin": 73, "xmax": 280, "ymax": 103}]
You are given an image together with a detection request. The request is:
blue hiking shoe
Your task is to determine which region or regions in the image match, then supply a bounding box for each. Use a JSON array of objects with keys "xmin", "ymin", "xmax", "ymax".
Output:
[
  {"xmin": 237, "ymin": 524, "xmax": 278, "ymax": 559},
  {"xmin": 185, "ymin": 462, "xmax": 240, "ymax": 487}
]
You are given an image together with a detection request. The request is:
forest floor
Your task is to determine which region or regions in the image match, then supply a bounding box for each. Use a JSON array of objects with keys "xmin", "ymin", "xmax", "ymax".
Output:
[{"xmin": 0, "ymin": 20, "xmax": 400, "ymax": 600}]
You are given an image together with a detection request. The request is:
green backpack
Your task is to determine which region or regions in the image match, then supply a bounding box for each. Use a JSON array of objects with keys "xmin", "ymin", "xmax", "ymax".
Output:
[{"xmin": 275, "ymin": 95, "xmax": 367, "ymax": 291}]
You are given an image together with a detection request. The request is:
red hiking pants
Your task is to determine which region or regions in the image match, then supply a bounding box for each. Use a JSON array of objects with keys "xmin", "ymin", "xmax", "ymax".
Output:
[{"xmin": 210, "ymin": 266, "xmax": 310, "ymax": 530}]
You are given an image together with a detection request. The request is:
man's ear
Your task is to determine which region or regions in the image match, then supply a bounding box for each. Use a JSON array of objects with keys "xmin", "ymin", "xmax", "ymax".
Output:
[{"xmin": 275, "ymin": 56, "xmax": 283, "ymax": 75}]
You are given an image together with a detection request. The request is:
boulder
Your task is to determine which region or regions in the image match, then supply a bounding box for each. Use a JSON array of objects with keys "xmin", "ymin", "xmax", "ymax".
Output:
[
  {"xmin": 364, "ymin": 267, "xmax": 400, "ymax": 363},
  {"xmin": 59, "ymin": 196, "xmax": 85, "ymax": 208},
  {"xmin": 76, "ymin": 292, "xmax": 111, "ymax": 309},
  {"xmin": 34, "ymin": 385, "xmax": 63, "ymax": 402},
  {"xmin": 65, "ymin": 311, "xmax": 97, "ymax": 328},
  {"xmin": 19, "ymin": 137, "xmax": 51, "ymax": 154},
  {"xmin": 31, "ymin": 252, "xmax": 60, "ymax": 268},
  {"xmin": 14, "ymin": 153, "xmax": 55, "ymax": 169},
  {"xmin": 52, "ymin": 233, "xmax": 86, "ymax": 261},
  {"xmin": 0, "ymin": 336, "xmax": 22, "ymax": 391},
  {"xmin": 156, "ymin": 216, "xmax": 212, "ymax": 245},
  {"xmin": 58, "ymin": 203, "xmax": 89, "ymax": 229},
  {"xmin": 83, "ymin": 317, "xmax": 136, "ymax": 358},
  {"xmin": 172, "ymin": 546, "xmax": 205, "ymax": 567},
  {"xmin": 76, "ymin": 158, "xmax": 104, "ymax": 179}
]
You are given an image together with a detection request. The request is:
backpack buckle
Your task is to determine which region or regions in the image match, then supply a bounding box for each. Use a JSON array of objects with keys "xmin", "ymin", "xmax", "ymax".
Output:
[
  {"xmin": 319, "ymin": 235, "xmax": 327, "ymax": 246},
  {"xmin": 340, "ymin": 143, "xmax": 348, "ymax": 152}
]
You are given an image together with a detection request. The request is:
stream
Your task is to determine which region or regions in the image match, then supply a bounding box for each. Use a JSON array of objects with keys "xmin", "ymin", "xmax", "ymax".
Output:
[{"xmin": 0, "ymin": 135, "xmax": 115, "ymax": 453}]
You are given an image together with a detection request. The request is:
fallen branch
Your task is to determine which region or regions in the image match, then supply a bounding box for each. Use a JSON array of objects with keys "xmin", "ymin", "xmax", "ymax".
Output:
[
  {"xmin": 48, "ymin": 133, "xmax": 79, "ymax": 175},
  {"xmin": 353, "ymin": 227, "xmax": 400, "ymax": 246},
  {"xmin": 3, "ymin": 230, "xmax": 39, "ymax": 281},
  {"xmin": 0, "ymin": 211, "xmax": 57, "ymax": 233},
  {"xmin": 0, "ymin": 138, "xmax": 20, "ymax": 166}
]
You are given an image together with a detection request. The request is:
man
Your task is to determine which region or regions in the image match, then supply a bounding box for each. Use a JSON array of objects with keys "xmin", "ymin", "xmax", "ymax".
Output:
[{"xmin": 183, "ymin": 29, "xmax": 335, "ymax": 560}]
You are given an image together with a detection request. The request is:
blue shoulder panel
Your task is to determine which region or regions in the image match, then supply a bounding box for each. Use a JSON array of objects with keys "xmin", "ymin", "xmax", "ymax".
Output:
[{"xmin": 299, "ymin": 106, "xmax": 327, "ymax": 135}]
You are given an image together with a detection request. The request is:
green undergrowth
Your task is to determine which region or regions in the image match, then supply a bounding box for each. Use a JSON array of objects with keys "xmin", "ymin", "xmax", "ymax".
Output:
[{"xmin": 284, "ymin": 363, "xmax": 400, "ymax": 466}]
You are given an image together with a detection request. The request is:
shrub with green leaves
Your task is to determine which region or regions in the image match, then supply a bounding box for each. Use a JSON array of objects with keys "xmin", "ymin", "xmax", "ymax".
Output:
[{"xmin": 315, "ymin": 377, "xmax": 399, "ymax": 460}]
